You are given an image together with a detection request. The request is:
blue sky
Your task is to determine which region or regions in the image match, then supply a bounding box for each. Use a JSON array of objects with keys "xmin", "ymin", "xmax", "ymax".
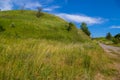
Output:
[{"xmin": 0, "ymin": 0, "xmax": 120, "ymax": 37}]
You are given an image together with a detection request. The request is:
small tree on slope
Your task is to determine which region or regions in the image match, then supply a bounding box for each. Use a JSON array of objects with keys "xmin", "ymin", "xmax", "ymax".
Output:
[{"xmin": 80, "ymin": 22, "xmax": 91, "ymax": 36}]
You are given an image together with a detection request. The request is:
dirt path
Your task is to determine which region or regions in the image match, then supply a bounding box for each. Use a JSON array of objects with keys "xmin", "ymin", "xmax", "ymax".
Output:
[
  {"xmin": 99, "ymin": 43, "xmax": 120, "ymax": 80},
  {"xmin": 99, "ymin": 43, "xmax": 120, "ymax": 57}
]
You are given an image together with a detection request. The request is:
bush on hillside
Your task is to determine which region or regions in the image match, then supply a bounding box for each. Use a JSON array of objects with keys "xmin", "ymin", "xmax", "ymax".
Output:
[
  {"xmin": 67, "ymin": 22, "xmax": 73, "ymax": 31},
  {"xmin": 67, "ymin": 22, "xmax": 77, "ymax": 32},
  {"xmin": 0, "ymin": 25, "xmax": 5, "ymax": 32}
]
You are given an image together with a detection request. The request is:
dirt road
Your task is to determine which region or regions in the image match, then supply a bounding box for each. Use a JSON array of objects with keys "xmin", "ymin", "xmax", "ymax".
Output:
[
  {"xmin": 99, "ymin": 43, "xmax": 120, "ymax": 55},
  {"xmin": 99, "ymin": 43, "xmax": 120, "ymax": 80}
]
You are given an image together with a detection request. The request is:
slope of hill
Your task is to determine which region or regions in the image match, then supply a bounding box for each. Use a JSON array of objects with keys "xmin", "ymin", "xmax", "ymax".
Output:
[
  {"xmin": 0, "ymin": 10, "xmax": 90, "ymax": 42},
  {"xmin": 0, "ymin": 10, "xmax": 118, "ymax": 80}
]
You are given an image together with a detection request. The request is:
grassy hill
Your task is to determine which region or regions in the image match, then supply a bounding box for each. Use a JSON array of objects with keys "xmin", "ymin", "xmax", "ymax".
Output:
[
  {"xmin": 0, "ymin": 10, "xmax": 90, "ymax": 42},
  {"xmin": 0, "ymin": 10, "xmax": 118, "ymax": 80}
]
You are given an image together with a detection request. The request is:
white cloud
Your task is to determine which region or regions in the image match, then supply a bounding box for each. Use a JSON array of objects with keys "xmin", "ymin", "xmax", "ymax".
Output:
[
  {"xmin": 0, "ymin": 0, "xmax": 13, "ymax": 10},
  {"xmin": 44, "ymin": 6, "xmax": 60, "ymax": 11},
  {"xmin": 110, "ymin": 26, "xmax": 120, "ymax": 29},
  {"xmin": 0, "ymin": 0, "xmax": 35, "ymax": 10},
  {"xmin": 0, "ymin": 0, "xmax": 106, "ymax": 25},
  {"xmin": 25, "ymin": 2, "xmax": 42, "ymax": 10},
  {"xmin": 0, "ymin": 0, "xmax": 59, "ymax": 12},
  {"xmin": 56, "ymin": 13, "xmax": 105, "ymax": 25},
  {"xmin": 11, "ymin": 0, "xmax": 37, "ymax": 5}
]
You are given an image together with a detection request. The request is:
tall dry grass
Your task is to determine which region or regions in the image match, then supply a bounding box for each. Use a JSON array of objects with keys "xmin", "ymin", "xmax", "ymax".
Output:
[{"xmin": 0, "ymin": 38, "xmax": 114, "ymax": 80}]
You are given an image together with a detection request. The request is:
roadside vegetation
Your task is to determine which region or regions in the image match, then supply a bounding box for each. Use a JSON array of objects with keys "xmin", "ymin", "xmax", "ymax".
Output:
[{"xmin": 94, "ymin": 33, "xmax": 120, "ymax": 47}]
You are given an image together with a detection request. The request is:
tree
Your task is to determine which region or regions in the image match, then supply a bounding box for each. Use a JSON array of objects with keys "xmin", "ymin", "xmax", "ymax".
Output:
[
  {"xmin": 80, "ymin": 22, "xmax": 91, "ymax": 36},
  {"xmin": 36, "ymin": 7, "xmax": 43, "ymax": 18},
  {"xmin": 106, "ymin": 32, "xmax": 112, "ymax": 40}
]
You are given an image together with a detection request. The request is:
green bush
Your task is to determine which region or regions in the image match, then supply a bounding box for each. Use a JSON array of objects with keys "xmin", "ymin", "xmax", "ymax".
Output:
[
  {"xmin": 0, "ymin": 25, "xmax": 5, "ymax": 32},
  {"xmin": 67, "ymin": 22, "xmax": 73, "ymax": 31},
  {"xmin": 112, "ymin": 38, "xmax": 119, "ymax": 44}
]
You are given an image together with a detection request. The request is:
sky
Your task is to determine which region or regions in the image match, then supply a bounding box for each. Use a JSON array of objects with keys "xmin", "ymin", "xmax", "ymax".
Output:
[{"xmin": 0, "ymin": 0, "xmax": 120, "ymax": 37}]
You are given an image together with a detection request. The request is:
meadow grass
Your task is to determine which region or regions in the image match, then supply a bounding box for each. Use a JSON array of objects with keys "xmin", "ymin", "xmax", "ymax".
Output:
[
  {"xmin": 0, "ymin": 10, "xmax": 118, "ymax": 80},
  {"xmin": 0, "ymin": 37, "xmax": 114, "ymax": 80}
]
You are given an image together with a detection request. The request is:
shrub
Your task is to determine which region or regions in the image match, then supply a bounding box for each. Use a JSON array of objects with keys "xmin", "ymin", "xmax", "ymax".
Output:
[
  {"xmin": 67, "ymin": 22, "xmax": 73, "ymax": 31},
  {"xmin": 112, "ymin": 38, "xmax": 120, "ymax": 44},
  {"xmin": 67, "ymin": 22, "xmax": 77, "ymax": 32},
  {"xmin": 0, "ymin": 25, "xmax": 5, "ymax": 32}
]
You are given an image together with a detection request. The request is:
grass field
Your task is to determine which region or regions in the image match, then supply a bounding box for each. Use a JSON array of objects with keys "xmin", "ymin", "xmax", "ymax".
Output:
[
  {"xmin": 0, "ymin": 10, "xmax": 118, "ymax": 80},
  {"xmin": 0, "ymin": 37, "xmax": 117, "ymax": 80}
]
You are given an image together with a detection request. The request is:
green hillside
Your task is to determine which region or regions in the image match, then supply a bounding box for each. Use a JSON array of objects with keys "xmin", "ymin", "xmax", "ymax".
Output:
[
  {"xmin": 0, "ymin": 10, "xmax": 90, "ymax": 42},
  {"xmin": 0, "ymin": 10, "xmax": 118, "ymax": 80}
]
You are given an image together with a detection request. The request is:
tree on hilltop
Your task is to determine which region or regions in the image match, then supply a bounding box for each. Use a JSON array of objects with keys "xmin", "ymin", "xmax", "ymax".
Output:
[{"xmin": 36, "ymin": 7, "xmax": 43, "ymax": 18}]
